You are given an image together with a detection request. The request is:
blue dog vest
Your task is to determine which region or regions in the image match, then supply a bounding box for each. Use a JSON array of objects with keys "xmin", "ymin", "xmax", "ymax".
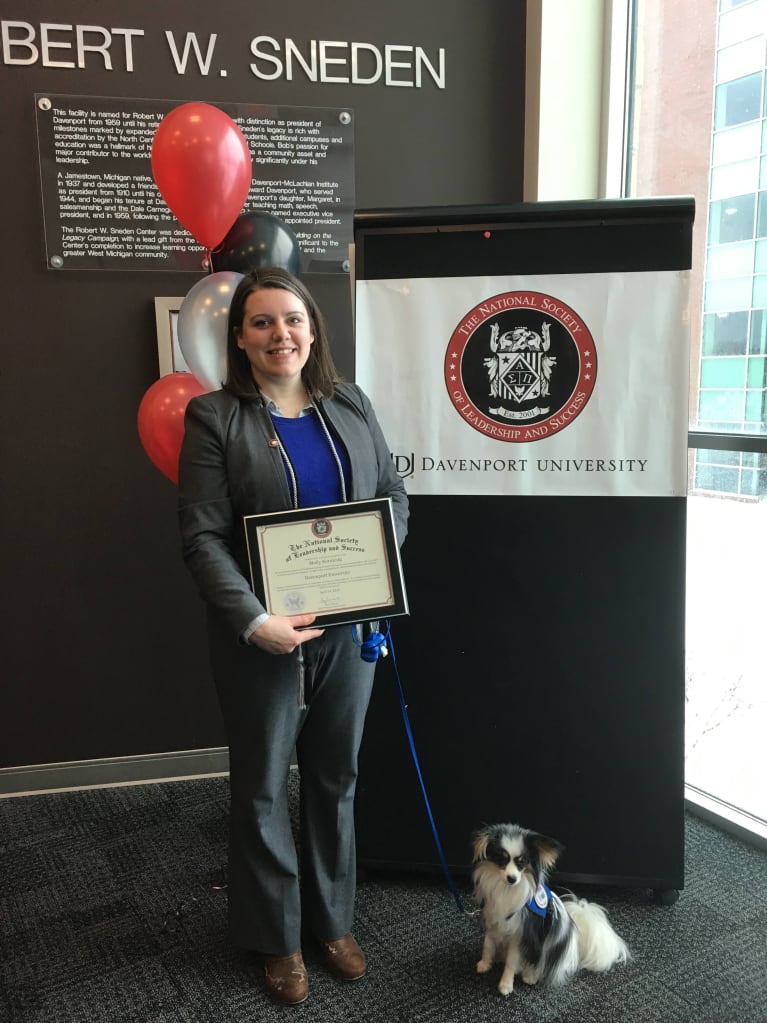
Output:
[{"xmin": 527, "ymin": 883, "xmax": 552, "ymax": 918}]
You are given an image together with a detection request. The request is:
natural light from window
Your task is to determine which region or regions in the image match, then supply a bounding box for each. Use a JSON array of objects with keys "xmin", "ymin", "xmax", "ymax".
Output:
[{"xmin": 627, "ymin": 0, "xmax": 767, "ymax": 832}]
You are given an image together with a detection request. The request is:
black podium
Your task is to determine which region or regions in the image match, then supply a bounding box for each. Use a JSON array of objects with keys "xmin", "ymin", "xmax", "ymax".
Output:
[{"xmin": 353, "ymin": 199, "xmax": 693, "ymax": 897}]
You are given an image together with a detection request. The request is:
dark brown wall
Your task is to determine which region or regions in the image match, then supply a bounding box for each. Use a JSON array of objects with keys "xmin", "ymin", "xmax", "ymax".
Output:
[{"xmin": 0, "ymin": 0, "xmax": 526, "ymax": 767}]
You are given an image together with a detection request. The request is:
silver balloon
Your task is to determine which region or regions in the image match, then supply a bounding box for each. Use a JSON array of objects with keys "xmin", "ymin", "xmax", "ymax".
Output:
[{"xmin": 177, "ymin": 271, "xmax": 243, "ymax": 391}]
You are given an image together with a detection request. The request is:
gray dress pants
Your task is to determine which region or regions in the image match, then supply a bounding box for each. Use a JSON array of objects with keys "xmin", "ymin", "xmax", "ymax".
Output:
[{"xmin": 210, "ymin": 617, "xmax": 376, "ymax": 955}]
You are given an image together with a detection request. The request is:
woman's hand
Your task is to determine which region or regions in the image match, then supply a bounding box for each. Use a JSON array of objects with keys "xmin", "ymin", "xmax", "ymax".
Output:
[{"xmin": 248, "ymin": 614, "xmax": 324, "ymax": 655}]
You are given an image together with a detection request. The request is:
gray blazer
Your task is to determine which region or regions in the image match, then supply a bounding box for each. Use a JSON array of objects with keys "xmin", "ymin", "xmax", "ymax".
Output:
[{"xmin": 178, "ymin": 383, "xmax": 409, "ymax": 640}]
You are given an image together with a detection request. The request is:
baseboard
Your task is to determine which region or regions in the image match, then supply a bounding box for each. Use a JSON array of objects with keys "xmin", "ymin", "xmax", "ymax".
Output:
[
  {"xmin": 685, "ymin": 784, "xmax": 767, "ymax": 852},
  {"xmin": 0, "ymin": 748, "xmax": 230, "ymax": 798}
]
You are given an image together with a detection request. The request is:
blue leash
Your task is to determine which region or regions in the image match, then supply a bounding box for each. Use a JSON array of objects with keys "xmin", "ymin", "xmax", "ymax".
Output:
[{"xmin": 382, "ymin": 623, "xmax": 466, "ymax": 914}]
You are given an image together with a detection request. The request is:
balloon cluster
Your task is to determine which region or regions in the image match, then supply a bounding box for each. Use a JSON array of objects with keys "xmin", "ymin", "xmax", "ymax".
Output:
[
  {"xmin": 137, "ymin": 373, "xmax": 207, "ymax": 484},
  {"xmin": 151, "ymin": 101, "xmax": 252, "ymax": 251},
  {"xmin": 137, "ymin": 102, "xmax": 303, "ymax": 484}
]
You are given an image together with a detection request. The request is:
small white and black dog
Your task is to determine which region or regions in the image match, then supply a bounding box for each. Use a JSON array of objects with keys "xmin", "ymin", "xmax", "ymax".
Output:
[{"xmin": 472, "ymin": 823, "xmax": 629, "ymax": 997}]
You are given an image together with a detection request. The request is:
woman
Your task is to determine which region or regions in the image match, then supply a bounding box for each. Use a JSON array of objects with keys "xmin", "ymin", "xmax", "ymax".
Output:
[{"xmin": 178, "ymin": 267, "xmax": 408, "ymax": 1006}]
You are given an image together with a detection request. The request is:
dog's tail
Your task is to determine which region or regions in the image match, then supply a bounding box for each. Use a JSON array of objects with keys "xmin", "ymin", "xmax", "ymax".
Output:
[{"xmin": 563, "ymin": 897, "xmax": 630, "ymax": 973}]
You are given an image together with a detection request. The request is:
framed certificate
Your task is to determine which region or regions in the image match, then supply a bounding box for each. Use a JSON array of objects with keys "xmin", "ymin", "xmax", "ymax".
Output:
[{"xmin": 243, "ymin": 497, "xmax": 409, "ymax": 628}]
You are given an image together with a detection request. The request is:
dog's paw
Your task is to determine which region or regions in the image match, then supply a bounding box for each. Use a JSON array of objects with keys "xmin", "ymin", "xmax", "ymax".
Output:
[
  {"xmin": 520, "ymin": 966, "xmax": 539, "ymax": 985},
  {"xmin": 476, "ymin": 959, "xmax": 492, "ymax": 975},
  {"xmin": 498, "ymin": 967, "xmax": 516, "ymax": 996}
]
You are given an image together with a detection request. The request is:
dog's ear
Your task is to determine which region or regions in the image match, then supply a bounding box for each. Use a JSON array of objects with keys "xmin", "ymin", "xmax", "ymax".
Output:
[
  {"xmin": 528, "ymin": 832, "xmax": 565, "ymax": 870},
  {"xmin": 471, "ymin": 828, "xmax": 491, "ymax": 862}
]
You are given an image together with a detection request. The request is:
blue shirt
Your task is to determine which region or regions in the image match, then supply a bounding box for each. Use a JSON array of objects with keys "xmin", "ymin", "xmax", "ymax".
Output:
[{"xmin": 271, "ymin": 407, "xmax": 351, "ymax": 508}]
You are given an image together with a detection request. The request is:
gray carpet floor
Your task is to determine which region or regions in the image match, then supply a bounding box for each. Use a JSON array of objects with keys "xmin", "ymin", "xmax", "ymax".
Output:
[{"xmin": 1, "ymin": 774, "xmax": 765, "ymax": 1022}]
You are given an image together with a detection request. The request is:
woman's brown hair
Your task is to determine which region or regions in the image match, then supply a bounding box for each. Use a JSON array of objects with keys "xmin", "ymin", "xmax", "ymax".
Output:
[{"xmin": 223, "ymin": 267, "xmax": 341, "ymax": 399}]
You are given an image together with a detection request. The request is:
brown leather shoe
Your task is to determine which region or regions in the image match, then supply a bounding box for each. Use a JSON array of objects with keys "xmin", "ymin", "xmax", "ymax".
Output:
[
  {"xmin": 263, "ymin": 951, "xmax": 309, "ymax": 1005},
  {"xmin": 321, "ymin": 933, "xmax": 367, "ymax": 981}
]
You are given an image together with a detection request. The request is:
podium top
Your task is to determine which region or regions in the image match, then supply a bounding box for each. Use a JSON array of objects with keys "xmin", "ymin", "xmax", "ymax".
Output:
[
  {"xmin": 353, "ymin": 197, "xmax": 695, "ymax": 278},
  {"xmin": 354, "ymin": 196, "xmax": 695, "ymax": 231}
]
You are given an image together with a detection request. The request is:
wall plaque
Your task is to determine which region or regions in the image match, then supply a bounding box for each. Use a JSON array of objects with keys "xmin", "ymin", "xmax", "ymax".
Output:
[{"xmin": 35, "ymin": 93, "xmax": 354, "ymax": 273}]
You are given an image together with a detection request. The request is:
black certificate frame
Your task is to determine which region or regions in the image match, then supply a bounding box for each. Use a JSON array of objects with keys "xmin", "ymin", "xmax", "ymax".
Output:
[{"xmin": 243, "ymin": 497, "xmax": 408, "ymax": 628}]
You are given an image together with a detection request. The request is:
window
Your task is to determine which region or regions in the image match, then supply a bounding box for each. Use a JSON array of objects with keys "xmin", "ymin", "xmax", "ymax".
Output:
[
  {"xmin": 708, "ymin": 193, "xmax": 756, "ymax": 244},
  {"xmin": 700, "ymin": 356, "xmax": 746, "ymax": 387},
  {"xmin": 705, "ymin": 275, "xmax": 753, "ymax": 311},
  {"xmin": 757, "ymin": 189, "xmax": 767, "ymax": 234},
  {"xmin": 707, "ymin": 241, "xmax": 754, "ymax": 278},
  {"xmin": 750, "ymin": 308, "xmax": 767, "ymax": 352},
  {"xmin": 703, "ymin": 310, "xmax": 749, "ymax": 354},
  {"xmin": 627, "ymin": 0, "xmax": 767, "ymax": 838},
  {"xmin": 714, "ymin": 72, "xmax": 763, "ymax": 129},
  {"xmin": 712, "ymin": 122, "xmax": 761, "ymax": 166},
  {"xmin": 747, "ymin": 355, "xmax": 767, "ymax": 383}
]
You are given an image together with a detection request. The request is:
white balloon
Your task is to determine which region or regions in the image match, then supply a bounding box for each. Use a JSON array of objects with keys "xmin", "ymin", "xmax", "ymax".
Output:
[{"xmin": 177, "ymin": 271, "xmax": 243, "ymax": 391}]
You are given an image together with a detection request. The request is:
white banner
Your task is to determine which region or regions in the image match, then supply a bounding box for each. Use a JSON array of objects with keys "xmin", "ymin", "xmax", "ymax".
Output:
[{"xmin": 355, "ymin": 271, "xmax": 690, "ymax": 497}]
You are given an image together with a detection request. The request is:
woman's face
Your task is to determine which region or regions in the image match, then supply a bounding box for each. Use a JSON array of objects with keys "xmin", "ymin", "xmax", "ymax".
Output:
[{"xmin": 235, "ymin": 286, "xmax": 314, "ymax": 390}]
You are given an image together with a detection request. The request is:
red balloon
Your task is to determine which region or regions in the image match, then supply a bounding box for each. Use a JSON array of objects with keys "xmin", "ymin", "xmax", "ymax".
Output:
[
  {"xmin": 151, "ymin": 102, "xmax": 252, "ymax": 250},
  {"xmin": 137, "ymin": 373, "xmax": 207, "ymax": 484}
]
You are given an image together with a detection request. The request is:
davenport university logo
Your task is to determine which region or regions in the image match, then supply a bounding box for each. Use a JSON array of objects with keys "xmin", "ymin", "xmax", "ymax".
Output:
[{"xmin": 444, "ymin": 291, "xmax": 597, "ymax": 442}]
